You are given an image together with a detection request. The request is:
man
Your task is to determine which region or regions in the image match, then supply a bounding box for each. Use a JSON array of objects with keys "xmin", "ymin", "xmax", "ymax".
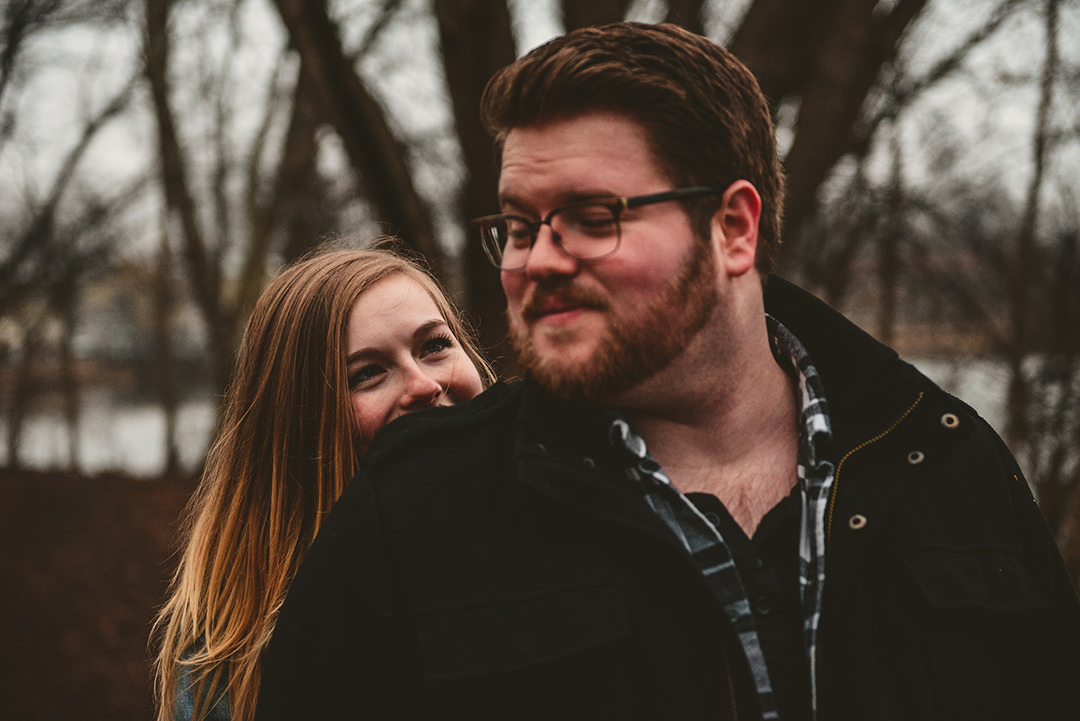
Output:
[{"xmin": 257, "ymin": 23, "xmax": 1079, "ymax": 720}]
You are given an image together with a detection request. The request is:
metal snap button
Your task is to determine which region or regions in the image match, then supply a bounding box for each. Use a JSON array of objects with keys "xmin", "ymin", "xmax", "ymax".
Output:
[
  {"xmin": 639, "ymin": 458, "xmax": 661, "ymax": 473},
  {"xmin": 848, "ymin": 514, "xmax": 868, "ymax": 530},
  {"xmin": 583, "ymin": 457, "xmax": 596, "ymax": 468},
  {"xmin": 754, "ymin": 596, "xmax": 771, "ymax": 616},
  {"xmin": 907, "ymin": 450, "xmax": 925, "ymax": 465},
  {"xmin": 704, "ymin": 511, "xmax": 721, "ymax": 527},
  {"xmin": 535, "ymin": 443, "xmax": 546, "ymax": 452},
  {"xmin": 940, "ymin": 413, "xmax": 960, "ymax": 429}
]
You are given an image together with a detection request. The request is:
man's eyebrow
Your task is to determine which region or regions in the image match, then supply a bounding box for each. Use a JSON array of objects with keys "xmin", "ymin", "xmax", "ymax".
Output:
[
  {"xmin": 496, "ymin": 192, "xmax": 532, "ymax": 213},
  {"xmin": 499, "ymin": 188, "xmax": 620, "ymax": 212}
]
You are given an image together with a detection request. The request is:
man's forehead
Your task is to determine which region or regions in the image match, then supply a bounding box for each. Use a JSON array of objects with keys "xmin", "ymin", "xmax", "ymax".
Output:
[{"xmin": 497, "ymin": 112, "xmax": 667, "ymax": 205}]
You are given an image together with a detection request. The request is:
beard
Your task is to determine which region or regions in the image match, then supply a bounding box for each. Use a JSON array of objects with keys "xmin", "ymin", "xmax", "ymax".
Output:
[{"xmin": 509, "ymin": 239, "xmax": 718, "ymax": 403}]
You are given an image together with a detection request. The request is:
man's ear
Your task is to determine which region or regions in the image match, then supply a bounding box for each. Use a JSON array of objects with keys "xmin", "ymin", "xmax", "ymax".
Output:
[{"xmin": 709, "ymin": 180, "xmax": 761, "ymax": 278}]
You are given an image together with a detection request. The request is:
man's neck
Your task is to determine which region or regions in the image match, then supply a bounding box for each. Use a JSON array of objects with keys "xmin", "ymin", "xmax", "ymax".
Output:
[{"xmin": 614, "ymin": 311, "xmax": 800, "ymax": 536}]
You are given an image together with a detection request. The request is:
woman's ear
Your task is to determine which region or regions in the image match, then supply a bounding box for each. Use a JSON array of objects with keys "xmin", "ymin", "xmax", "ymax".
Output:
[{"xmin": 709, "ymin": 180, "xmax": 761, "ymax": 278}]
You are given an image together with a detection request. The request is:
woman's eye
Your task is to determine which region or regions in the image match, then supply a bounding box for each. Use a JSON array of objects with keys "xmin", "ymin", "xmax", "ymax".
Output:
[
  {"xmin": 349, "ymin": 363, "xmax": 385, "ymax": 388},
  {"xmin": 420, "ymin": 335, "xmax": 453, "ymax": 358}
]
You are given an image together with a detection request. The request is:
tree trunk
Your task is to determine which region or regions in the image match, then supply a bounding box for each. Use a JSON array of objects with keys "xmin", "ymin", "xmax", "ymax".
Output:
[
  {"xmin": 145, "ymin": 0, "xmax": 231, "ymax": 391},
  {"xmin": 153, "ymin": 227, "xmax": 181, "ymax": 477},
  {"xmin": 877, "ymin": 124, "xmax": 903, "ymax": 347},
  {"xmin": 239, "ymin": 59, "xmax": 327, "ymax": 317},
  {"xmin": 1006, "ymin": 0, "xmax": 1058, "ymax": 450},
  {"xmin": 561, "ymin": 0, "xmax": 634, "ymax": 30},
  {"xmin": 5, "ymin": 323, "xmax": 41, "ymax": 470},
  {"xmin": 271, "ymin": 0, "xmax": 442, "ymax": 273},
  {"xmin": 273, "ymin": 66, "xmax": 333, "ymax": 265},
  {"xmin": 434, "ymin": 0, "xmax": 516, "ymax": 371},
  {"xmin": 664, "ymin": 0, "xmax": 706, "ymax": 35},
  {"xmin": 731, "ymin": 0, "xmax": 926, "ymax": 263},
  {"xmin": 58, "ymin": 293, "xmax": 81, "ymax": 472}
]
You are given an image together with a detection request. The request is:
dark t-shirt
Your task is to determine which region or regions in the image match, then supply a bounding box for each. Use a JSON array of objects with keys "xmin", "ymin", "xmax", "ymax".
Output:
[{"xmin": 687, "ymin": 488, "xmax": 812, "ymax": 721}]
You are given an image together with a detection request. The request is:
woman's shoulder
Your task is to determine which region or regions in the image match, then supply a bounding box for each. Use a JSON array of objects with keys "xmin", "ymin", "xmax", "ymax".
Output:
[{"xmin": 174, "ymin": 657, "xmax": 231, "ymax": 721}]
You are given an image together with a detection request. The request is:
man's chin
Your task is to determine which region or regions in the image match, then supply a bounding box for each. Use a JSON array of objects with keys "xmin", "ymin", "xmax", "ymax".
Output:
[
  {"xmin": 530, "ymin": 364, "xmax": 615, "ymax": 402},
  {"xmin": 514, "ymin": 340, "xmax": 595, "ymax": 400},
  {"xmin": 519, "ymin": 345, "xmax": 636, "ymax": 403}
]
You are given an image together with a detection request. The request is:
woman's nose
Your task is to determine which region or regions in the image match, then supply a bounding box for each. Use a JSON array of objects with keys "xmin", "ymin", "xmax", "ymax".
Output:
[{"xmin": 401, "ymin": 366, "xmax": 443, "ymax": 408}]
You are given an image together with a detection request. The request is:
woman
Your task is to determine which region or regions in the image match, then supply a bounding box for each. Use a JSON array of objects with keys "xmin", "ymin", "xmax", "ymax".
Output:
[{"xmin": 153, "ymin": 246, "xmax": 493, "ymax": 721}]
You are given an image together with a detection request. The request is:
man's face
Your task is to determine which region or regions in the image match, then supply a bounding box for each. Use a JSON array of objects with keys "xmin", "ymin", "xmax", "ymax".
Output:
[{"xmin": 499, "ymin": 111, "xmax": 719, "ymax": 402}]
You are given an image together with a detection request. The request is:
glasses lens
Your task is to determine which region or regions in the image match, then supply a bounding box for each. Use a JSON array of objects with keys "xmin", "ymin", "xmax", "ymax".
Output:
[
  {"xmin": 483, "ymin": 217, "xmax": 534, "ymax": 270},
  {"xmin": 553, "ymin": 204, "xmax": 619, "ymax": 261},
  {"xmin": 477, "ymin": 203, "xmax": 621, "ymax": 270},
  {"xmin": 478, "ymin": 219, "xmax": 508, "ymax": 268}
]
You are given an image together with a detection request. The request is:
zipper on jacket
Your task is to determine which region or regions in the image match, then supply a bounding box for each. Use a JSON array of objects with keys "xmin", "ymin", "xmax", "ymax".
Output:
[
  {"xmin": 721, "ymin": 648, "xmax": 739, "ymax": 721},
  {"xmin": 825, "ymin": 391, "xmax": 924, "ymax": 544}
]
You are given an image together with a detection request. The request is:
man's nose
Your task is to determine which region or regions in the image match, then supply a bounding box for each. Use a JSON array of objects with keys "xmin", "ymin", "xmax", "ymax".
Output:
[{"xmin": 523, "ymin": 224, "xmax": 578, "ymax": 279}]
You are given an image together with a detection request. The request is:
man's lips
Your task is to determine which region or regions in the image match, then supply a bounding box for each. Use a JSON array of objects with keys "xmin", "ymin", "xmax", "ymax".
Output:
[
  {"xmin": 534, "ymin": 299, "xmax": 582, "ymax": 317},
  {"xmin": 522, "ymin": 289, "xmax": 605, "ymax": 323}
]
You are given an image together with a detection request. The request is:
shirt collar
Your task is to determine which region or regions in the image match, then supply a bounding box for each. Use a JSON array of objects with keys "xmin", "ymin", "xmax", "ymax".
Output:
[{"xmin": 767, "ymin": 314, "xmax": 833, "ymax": 472}]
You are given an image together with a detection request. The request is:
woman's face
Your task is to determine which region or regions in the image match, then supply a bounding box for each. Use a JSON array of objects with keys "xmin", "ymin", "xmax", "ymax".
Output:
[{"xmin": 346, "ymin": 273, "xmax": 484, "ymax": 452}]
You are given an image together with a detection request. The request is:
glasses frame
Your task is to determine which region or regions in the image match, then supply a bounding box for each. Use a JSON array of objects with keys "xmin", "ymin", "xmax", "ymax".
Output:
[{"xmin": 473, "ymin": 185, "xmax": 723, "ymax": 271}]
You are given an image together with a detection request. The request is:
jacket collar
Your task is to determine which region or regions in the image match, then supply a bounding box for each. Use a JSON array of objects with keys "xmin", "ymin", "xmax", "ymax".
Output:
[
  {"xmin": 763, "ymin": 275, "xmax": 927, "ymax": 454},
  {"xmin": 763, "ymin": 278, "xmax": 977, "ymax": 580},
  {"xmin": 508, "ymin": 278, "xmax": 952, "ymax": 565}
]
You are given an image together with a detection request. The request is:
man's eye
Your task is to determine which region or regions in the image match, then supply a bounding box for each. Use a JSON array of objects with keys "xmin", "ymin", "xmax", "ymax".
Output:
[
  {"xmin": 504, "ymin": 220, "xmax": 533, "ymax": 248},
  {"xmin": 420, "ymin": 335, "xmax": 453, "ymax": 358},
  {"xmin": 349, "ymin": 364, "xmax": 385, "ymax": 388},
  {"xmin": 566, "ymin": 207, "xmax": 616, "ymax": 235}
]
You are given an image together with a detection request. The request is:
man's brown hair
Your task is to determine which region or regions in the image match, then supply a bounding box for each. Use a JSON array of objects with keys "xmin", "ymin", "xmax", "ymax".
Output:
[{"xmin": 480, "ymin": 21, "xmax": 785, "ymax": 274}]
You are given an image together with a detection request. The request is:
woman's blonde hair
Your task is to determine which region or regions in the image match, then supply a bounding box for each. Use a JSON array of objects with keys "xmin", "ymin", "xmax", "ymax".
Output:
[{"xmin": 152, "ymin": 244, "xmax": 493, "ymax": 721}]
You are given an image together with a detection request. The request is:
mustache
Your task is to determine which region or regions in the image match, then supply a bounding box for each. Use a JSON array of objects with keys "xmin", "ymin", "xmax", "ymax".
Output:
[{"xmin": 521, "ymin": 282, "xmax": 609, "ymax": 322}]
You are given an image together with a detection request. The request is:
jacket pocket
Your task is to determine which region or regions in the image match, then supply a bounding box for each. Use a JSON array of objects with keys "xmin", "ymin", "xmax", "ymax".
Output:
[
  {"xmin": 876, "ymin": 548, "xmax": 1052, "ymax": 720},
  {"xmin": 894, "ymin": 547, "xmax": 1048, "ymax": 612},
  {"xmin": 414, "ymin": 583, "xmax": 630, "ymax": 680}
]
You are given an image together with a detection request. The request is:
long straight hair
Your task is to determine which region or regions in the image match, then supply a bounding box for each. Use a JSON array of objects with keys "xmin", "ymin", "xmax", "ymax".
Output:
[{"xmin": 152, "ymin": 246, "xmax": 493, "ymax": 721}]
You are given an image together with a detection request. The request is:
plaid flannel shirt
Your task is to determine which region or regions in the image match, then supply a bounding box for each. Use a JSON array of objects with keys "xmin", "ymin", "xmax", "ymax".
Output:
[{"xmin": 606, "ymin": 315, "xmax": 833, "ymax": 721}]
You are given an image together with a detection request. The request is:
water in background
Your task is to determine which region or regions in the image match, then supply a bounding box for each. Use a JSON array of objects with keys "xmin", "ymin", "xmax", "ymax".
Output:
[
  {"xmin": 0, "ymin": 358, "xmax": 1007, "ymax": 477},
  {"xmin": 915, "ymin": 357, "xmax": 1008, "ymax": 431},
  {"xmin": 0, "ymin": 386, "xmax": 218, "ymax": 476}
]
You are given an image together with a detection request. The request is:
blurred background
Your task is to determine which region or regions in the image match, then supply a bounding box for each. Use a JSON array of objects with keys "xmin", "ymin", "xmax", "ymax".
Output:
[{"xmin": 1, "ymin": 0, "xmax": 1078, "ymax": 718}]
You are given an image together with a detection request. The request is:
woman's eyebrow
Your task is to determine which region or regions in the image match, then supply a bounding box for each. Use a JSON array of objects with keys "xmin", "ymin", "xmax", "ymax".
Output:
[
  {"xmin": 345, "ymin": 348, "xmax": 376, "ymax": 366},
  {"xmin": 346, "ymin": 319, "xmax": 449, "ymax": 365},
  {"xmin": 412, "ymin": 318, "xmax": 449, "ymax": 340}
]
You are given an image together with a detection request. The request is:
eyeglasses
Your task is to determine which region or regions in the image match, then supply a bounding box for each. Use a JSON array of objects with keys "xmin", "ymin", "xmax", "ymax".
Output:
[{"xmin": 472, "ymin": 186, "xmax": 723, "ymax": 271}]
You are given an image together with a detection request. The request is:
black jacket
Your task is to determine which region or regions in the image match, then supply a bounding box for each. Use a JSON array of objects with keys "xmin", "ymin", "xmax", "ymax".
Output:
[{"xmin": 257, "ymin": 278, "xmax": 1080, "ymax": 720}]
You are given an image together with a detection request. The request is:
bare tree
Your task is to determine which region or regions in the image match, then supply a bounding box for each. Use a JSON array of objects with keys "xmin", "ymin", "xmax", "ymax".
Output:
[
  {"xmin": 1005, "ymin": 0, "xmax": 1059, "ymax": 448},
  {"xmin": 144, "ymin": 0, "xmax": 352, "ymax": 393},
  {"xmin": 153, "ymin": 224, "xmax": 181, "ymax": 477},
  {"xmin": 561, "ymin": 0, "xmax": 634, "ymax": 29},
  {"xmin": 271, "ymin": 0, "xmax": 441, "ymax": 267},
  {"xmin": 434, "ymin": 0, "xmax": 516, "ymax": 367},
  {"xmin": 0, "ymin": 47, "xmax": 138, "ymax": 469}
]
